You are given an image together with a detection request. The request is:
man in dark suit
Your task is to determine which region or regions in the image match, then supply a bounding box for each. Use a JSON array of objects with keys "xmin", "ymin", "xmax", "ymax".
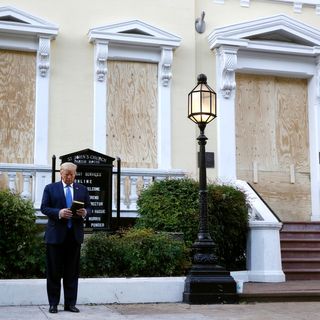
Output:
[{"xmin": 41, "ymin": 162, "xmax": 91, "ymax": 314}]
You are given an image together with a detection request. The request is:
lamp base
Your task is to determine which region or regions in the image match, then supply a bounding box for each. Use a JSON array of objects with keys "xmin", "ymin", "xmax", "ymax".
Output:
[{"xmin": 183, "ymin": 264, "xmax": 238, "ymax": 304}]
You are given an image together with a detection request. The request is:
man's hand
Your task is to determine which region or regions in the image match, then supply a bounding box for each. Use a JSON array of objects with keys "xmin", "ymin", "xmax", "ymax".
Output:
[
  {"xmin": 59, "ymin": 208, "xmax": 73, "ymax": 219},
  {"xmin": 76, "ymin": 208, "xmax": 87, "ymax": 218}
]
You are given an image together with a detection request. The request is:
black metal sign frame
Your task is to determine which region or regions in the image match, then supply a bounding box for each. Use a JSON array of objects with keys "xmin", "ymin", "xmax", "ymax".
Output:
[{"xmin": 52, "ymin": 149, "xmax": 120, "ymax": 231}]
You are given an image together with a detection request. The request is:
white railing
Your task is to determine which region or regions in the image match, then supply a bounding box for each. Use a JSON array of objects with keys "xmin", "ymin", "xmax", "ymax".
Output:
[
  {"xmin": 0, "ymin": 163, "xmax": 186, "ymax": 220},
  {"xmin": 0, "ymin": 163, "xmax": 52, "ymax": 210},
  {"xmin": 113, "ymin": 168, "xmax": 186, "ymax": 217}
]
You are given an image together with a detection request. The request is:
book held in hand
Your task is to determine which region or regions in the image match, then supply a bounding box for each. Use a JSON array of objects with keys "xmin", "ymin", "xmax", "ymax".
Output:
[{"xmin": 70, "ymin": 200, "xmax": 84, "ymax": 216}]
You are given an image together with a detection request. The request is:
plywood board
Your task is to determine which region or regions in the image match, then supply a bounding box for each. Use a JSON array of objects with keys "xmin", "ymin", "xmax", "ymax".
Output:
[
  {"xmin": 238, "ymin": 170, "xmax": 311, "ymax": 221},
  {"xmin": 275, "ymin": 77, "xmax": 309, "ymax": 172},
  {"xmin": 0, "ymin": 49, "xmax": 36, "ymax": 163},
  {"xmin": 236, "ymin": 73, "xmax": 310, "ymax": 221},
  {"xmin": 107, "ymin": 60, "xmax": 158, "ymax": 168},
  {"xmin": 236, "ymin": 75, "xmax": 277, "ymax": 171}
]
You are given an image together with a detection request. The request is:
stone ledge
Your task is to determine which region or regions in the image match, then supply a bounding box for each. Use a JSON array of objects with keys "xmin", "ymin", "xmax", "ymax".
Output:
[
  {"xmin": 0, "ymin": 277, "xmax": 186, "ymax": 306},
  {"xmin": 0, "ymin": 272, "xmax": 249, "ymax": 306}
]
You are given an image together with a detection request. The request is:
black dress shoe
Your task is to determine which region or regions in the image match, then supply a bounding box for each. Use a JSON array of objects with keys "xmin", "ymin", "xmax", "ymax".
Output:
[
  {"xmin": 64, "ymin": 305, "xmax": 80, "ymax": 313},
  {"xmin": 49, "ymin": 305, "xmax": 58, "ymax": 313}
]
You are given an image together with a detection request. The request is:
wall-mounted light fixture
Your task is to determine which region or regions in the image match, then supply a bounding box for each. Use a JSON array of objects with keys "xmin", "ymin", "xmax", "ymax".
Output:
[{"xmin": 195, "ymin": 11, "xmax": 206, "ymax": 34}]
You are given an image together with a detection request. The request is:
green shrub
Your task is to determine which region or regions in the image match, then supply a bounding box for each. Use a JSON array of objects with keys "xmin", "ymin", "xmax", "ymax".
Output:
[
  {"xmin": 120, "ymin": 228, "xmax": 190, "ymax": 276},
  {"xmin": 136, "ymin": 178, "xmax": 199, "ymax": 244},
  {"xmin": 80, "ymin": 228, "xmax": 190, "ymax": 277},
  {"xmin": 136, "ymin": 178, "xmax": 249, "ymax": 270},
  {"xmin": 80, "ymin": 232, "xmax": 124, "ymax": 277},
  {"xmin": 207, "ymin": 184, "xmax": 248, "ymax": 270},
  {"xmin": 0, "ymin": 189, "xmax": 45, "ymax": 278}
]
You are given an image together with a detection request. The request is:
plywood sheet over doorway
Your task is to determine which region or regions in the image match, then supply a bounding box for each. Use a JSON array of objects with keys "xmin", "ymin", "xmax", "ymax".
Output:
[
  {"xmin": 106, "ymin": 60, "xmax": 158, "ymax": 168},
  {"xmin": 235, "ymin": 73, "xmax": 311, "ymax": 221}
]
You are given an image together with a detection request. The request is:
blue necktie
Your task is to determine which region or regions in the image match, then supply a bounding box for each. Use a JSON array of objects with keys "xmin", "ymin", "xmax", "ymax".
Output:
[{"xmin": 65, "ymin": 185, "xmax": 72, "ymax": 228}]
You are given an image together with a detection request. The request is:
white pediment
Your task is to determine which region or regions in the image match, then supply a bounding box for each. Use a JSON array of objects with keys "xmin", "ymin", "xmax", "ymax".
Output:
[
  {"xmin": 88, "ymin": 20, "xmax": 181, "ymax": 48},
  {"xmin": 208, "ymin": 14, "xmax": 320, "ymax": 54},
  {"xmin": 0, "ymin": 6, "xmax": 58, "ymax": 37}
]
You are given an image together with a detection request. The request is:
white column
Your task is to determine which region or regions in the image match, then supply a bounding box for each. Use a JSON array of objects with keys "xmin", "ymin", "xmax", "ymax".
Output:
[
  {"xmin": 34, "ymin": 37, "xmax": 51, "ymax": 165},
  {"xmin": 157, "ymin": 47, "xmax": 173, "ymax": 169},
  {"xmin": 93, "ymin": 40, "xmax": 108, "ymax": 154},
  {"xmin": 215, "ymin": 46, "xmax": 238, "ymax": 181},
  {"xmin": 309, "ymin": 58, "xmax": 320, "ymax": 221},
  {"xmin": 247, "ymin": 221, "xmax": 285, "ymax": 282}
]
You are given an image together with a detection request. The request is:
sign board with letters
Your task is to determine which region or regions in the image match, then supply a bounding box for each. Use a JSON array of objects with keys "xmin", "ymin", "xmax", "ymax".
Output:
[{"xmin": 60, "ymin": 149, "xmax": 115, "ymax": 231}]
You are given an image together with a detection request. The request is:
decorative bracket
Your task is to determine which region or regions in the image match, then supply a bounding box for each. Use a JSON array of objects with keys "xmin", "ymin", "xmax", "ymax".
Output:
[
  {"xmin": 38, "ymin": 37, "xmax": 50, "ymax": 77},
  {"xmin": 160, "ymin": 47, "xmax": 173, "ymax": 87},
  {"xmin": 96, "ymin": 41, "xmax": 108, "ymax": 82},
  {"xmin": 218, "ymin": 47, "xmax": 238, "ymax": 99}
]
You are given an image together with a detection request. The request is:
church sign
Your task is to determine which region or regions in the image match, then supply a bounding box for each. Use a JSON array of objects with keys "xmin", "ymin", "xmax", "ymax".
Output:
[{"xmin": 60, "ymin": 149, "xmax": 115, "ymax": 231}]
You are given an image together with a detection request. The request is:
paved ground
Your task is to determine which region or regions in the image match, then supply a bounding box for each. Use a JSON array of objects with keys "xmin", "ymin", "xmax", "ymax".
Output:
[{"xmin": 1, "ymin": 302, "xmax": 320, "ymax": 320}]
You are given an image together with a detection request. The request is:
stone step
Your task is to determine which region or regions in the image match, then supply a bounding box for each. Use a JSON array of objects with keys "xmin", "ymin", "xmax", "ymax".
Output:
[
  {"xmin": 281, "ymin": 239, "xmax": 320, "ymax": 249},
  {"xmin": 281, "ymin": 222, "xmax": 320, "ymax": 232},
  {"xmin": 283, "ymin": 270, "xmax": 320, "ymax": 281},
  {"xmin": 280, "ymin": 230, "xmax": 320, "ymax": 239},
  {"xmin": 282, "ymin": 258, "xmax": 320, "ymax": 269},
  {"xmin": 281, "ymin": 248, "xmax": 320, "ymax": 259},
  {"xmin": 241, "ymin": 280, "xmax": 320, "ymax": 302},
  {"xmin": 280, "ymin": 222, "xmax": 320, "ymax": 280}
]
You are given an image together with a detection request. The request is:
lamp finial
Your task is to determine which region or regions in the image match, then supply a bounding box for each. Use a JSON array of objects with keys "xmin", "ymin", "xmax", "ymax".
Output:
[{"xmin": 197, "ymin": 74, "xmax": 207, "ymax": 84}]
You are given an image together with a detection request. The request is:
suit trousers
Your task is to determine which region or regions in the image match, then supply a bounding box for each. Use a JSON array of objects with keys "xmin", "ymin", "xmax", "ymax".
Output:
[{"xmin": 46, "ymin": 228, "xmax": 81, "ymax": 306}]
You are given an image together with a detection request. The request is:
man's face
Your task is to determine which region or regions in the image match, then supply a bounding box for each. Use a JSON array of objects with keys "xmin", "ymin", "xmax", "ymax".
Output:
[{"xmin": 60, "ymin": 168, "xmax": 76, "ymax": 185}]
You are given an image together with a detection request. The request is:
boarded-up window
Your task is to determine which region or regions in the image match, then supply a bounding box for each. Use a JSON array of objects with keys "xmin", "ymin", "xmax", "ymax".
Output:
[
  {"xmin": 107, "ymin": 61, "xmax": 158, "ymax": 168},
  {"xmin": 236, "ymin": 73, "xmax": 310, "ymax": 221},
  {"xmin": 0, "ymin": 49, "xmax": 36, "ymax": 163}
]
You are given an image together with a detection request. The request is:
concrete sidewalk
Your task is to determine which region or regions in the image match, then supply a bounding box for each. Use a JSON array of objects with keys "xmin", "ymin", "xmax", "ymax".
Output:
[{"xmin": 1, "ymin": 302, "xmax": 320, "ymax": 320}]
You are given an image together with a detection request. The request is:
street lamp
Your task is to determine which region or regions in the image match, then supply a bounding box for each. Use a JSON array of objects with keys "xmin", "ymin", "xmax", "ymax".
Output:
[{"xmin": 183, "ymin": 74, "xmax": 238, "ymax": 304}]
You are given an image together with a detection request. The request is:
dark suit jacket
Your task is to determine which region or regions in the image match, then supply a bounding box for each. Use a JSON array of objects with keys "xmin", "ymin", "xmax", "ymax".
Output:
[{"xmin": 41, "ymin": 181, "xmax": 91, "ymax": 244}]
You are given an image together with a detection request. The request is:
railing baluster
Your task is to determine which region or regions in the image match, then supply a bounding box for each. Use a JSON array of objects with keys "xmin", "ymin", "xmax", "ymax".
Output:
[
  {"xmin": 7, "ymin": 172, "xmax": 17, "ymax": 192},
  {"xmin": 143, "ymin": 176, "xmax": 153, "ymax": 189},
  {"xmin": 128, "ymin": 176, "xmax": 138, "ymax": 210},
  {"xmin": 20, "ymin": 172, "xmax": 32, "ymax": 199},
  {"xmin": 112, "ymin": 174, "xmax": 117, "ymax": 211},
  {"xmin": 120, "ymin": 176, "xmax": 127, "ymax": 210}
]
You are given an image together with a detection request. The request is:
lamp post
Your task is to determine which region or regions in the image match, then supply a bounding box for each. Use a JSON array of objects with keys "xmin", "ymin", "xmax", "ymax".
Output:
[{"xmin": 183, "ymin": 74, "xmax": 238, "ymax": 304}]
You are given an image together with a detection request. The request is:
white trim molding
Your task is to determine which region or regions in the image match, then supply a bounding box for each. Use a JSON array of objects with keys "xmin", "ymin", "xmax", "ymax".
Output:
[
  {"xmin": 208, "ymin": 14, "xmax": 320, "ymax": 51},
  {"xmin": 213, "ymin": 0, "xmax": 320, "ymax": 14},
  {"xmin": 0, "ymin": 6, "xmax": 58, "ymax": 166},
  {"xmin": 88, "ymin": 20, "xmax": 181, "ymax": 169},
  {"xmin": 0, "ymin": 6, "xmax": 58, "ymax": 37},
  {"xmin": 208, "ymin": 14, "xmax": 320, "ymax": 221}
]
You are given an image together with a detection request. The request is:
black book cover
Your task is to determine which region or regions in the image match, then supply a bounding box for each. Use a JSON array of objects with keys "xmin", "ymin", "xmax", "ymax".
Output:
[{"xmin": 70, "ymin": 200, "xmax": 84, "ymax": 217}]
